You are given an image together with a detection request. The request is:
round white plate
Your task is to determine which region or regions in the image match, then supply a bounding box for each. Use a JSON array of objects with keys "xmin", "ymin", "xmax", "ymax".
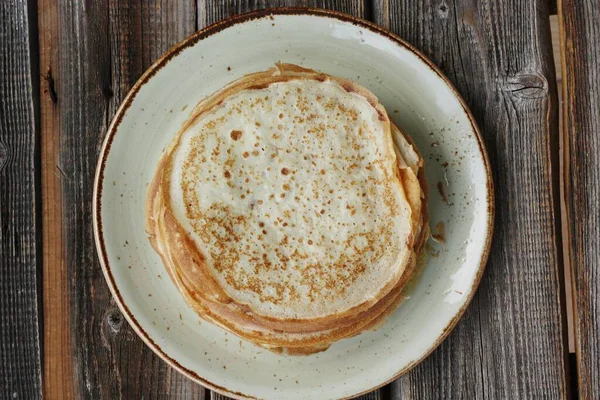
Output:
[{"xmin": 93, "ymin": 8, "xmax": 493, "ymax": 400}]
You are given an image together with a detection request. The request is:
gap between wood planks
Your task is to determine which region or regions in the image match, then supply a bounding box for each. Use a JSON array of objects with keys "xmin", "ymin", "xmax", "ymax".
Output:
[
  {"xmin": 552, "ymin": 12, "xmax": 579, "ymax": 397},
  {"xmin": 550, "ymin": 14, "xmax": 575, "ymax": 356}
]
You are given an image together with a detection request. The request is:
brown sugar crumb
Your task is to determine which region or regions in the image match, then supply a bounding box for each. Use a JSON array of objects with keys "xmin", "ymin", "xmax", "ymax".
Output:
[
  {"xmin": 320, "ymin": 209, "xmax": 325, "ymax": 215},
  {"xmin": 280, "ymin": 193, "xmax": 286, "ymax": 198},
  {"xmin": 279, "ymin": 113, "xmax": 284, "ymax": 119},
  {"xmin": 320, "ymin": 169, "xmax": 326, "ymax": 175},
  {"xmin": 224, "ymin": 171, "xmax": 231, "ymax": 178},
  {"xmin": 255, "ymin": 121, "xmax": 261, "ymax": 127},
  {"xmin": 252, "ymin": 150, "xmax": 259, "ymax": 156},
  {"xmin": 230, "ymin": 130, "xmax": 242, "ymax": 140},
  {"xmin": 282, "ymin": 184, "xmax": 290, "ymax": 191},
  {"xmin": 257, "ymin": 199, "xmax": 264, "ymax": 205},
  {"xmin": 283, "ymin": 222, "xmax": 288, "ymax": 227},
  {"xmin": 281, "ymin": 168, "xmax": 290, "ymax": 175},
  {"xmin": 308, "ymin": 239, "xmax": 313, "ymax": 245},
  {"xmin": 243, "ymin": 151, "xmax": 249, "ymax": 158},
  {"xmin": 262, "ymin": 230, "xmax": 267, "ymax": 235},
  {"xmin": 259, "ymin": 222, "xmax": 265, "ymax": 227}
]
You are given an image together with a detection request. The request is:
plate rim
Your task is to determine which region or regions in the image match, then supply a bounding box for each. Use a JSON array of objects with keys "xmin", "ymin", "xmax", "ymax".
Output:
[{"xmin": 92, "ymin": 7, "xmax": 495, "ymax": 399}]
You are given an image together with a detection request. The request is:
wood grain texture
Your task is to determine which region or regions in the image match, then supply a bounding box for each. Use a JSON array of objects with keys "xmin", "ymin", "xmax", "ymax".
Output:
[
  {"xmin": 46, "ymin": 0, "xmax": 205, "ymax": 398},
  {"xmin": 559, "ymin": 0, "xmax": 600, "ymax": 396},
  {"xmin": 373, "ymin": 0, "xmax": 569, "ymax": 398},
  {"xmin": 38, "ymin": 0, "xmax": 75, "ymax": 397},
  {"xmin": 197, "ymin": 0, "xmax": 365, "ymax": 27},
  {"xmin": 0, "ymin": 0, "xmax": 43, "ymax": 398}
]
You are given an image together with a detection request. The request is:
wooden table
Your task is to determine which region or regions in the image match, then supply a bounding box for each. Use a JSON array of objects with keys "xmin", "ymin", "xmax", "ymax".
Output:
[{"xmin": 1, "ymin": 0, "xmax": 598, "ymax": 398}]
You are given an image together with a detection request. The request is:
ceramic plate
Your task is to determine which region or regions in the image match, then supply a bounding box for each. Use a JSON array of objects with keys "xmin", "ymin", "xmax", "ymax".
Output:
[{"xmin": 93, "ymin": 8, "xmax": 493, "ymax": 399}]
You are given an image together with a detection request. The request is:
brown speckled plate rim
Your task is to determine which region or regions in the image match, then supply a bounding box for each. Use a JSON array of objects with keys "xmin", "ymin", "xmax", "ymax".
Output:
[{"xmin": 92, "ymin": 7, "xmax": 495, "ymax": 400}]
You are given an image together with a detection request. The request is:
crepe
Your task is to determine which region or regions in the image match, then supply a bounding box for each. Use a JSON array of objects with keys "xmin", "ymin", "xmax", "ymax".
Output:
[{"xmin": 146, "ymin": 64, "xmax": 428, "ymax": 353}]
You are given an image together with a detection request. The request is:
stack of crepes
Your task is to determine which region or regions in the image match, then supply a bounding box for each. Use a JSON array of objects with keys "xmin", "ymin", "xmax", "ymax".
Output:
[{"xmin": 146, "ymin": 64, "xmax": 429, "ymax": 354}]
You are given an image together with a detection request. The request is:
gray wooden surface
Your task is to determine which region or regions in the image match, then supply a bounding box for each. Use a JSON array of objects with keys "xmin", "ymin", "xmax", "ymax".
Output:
[
  {"xmin": 50, "ymin": 1, "xmax": 205, "ymax": 397},
  {"xmin": 0, "ymin": 1, "xmax": 43, "ymax": 398},
  {"xmin": 560, "ymin": 0, "xmax": 600, "ymax": 397},
  {"xmin": 0, "ymin": 0, "xmax": 592, "ymax": 398},
  {"xmin": 374, "ymin": 0, "xmax": 569, "ymax": 397}
]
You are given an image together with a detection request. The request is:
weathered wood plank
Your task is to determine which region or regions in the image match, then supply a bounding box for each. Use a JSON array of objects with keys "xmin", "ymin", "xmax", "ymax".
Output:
[
  {"xmin": 373, "ymin": 0, "xmax": 568, "ymax": 397},
  {"xmin": 48, "ymin": 0, "xmax": 205, "ymax": 397},
  {"xmin": 560, "ymin": 0, "xmax": 600, "ymax": 396},
  {"xmin": 0, "ymin": 0, "xmax": 43, "ymax": 398},
  {"xmin": 38, "ymin": 0, "xmax": 76, "ymax": 397}
]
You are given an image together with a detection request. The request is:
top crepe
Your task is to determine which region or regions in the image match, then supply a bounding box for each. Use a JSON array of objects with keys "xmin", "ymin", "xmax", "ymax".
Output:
[{"xmin": 146, "ymin": 64, "xmax": 428, "ymax": 351}]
